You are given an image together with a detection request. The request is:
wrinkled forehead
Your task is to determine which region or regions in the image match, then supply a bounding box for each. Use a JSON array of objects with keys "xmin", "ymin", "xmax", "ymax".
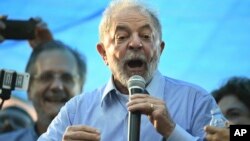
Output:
[{"xmin": 111, "ymin": 6, "xmax": 153, "ymax": 26}]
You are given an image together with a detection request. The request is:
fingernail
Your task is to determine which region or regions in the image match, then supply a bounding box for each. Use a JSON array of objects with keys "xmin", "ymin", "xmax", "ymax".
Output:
[{"xmin": 203, "ymin": 126, "xmax": 207, "ymax": 130}]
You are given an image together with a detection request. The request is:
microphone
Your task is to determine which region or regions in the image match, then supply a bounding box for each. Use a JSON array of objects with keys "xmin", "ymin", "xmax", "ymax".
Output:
[{"xmin": 127, "ymin": 75, "xmax": 146, "ymax": 141}]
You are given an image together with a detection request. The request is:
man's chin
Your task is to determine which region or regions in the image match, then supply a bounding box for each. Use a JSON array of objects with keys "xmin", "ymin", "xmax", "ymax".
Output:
[
  {"xmin": 45, "ymin": 109, "xmax": 61, "ymax": 120},
  {"xmin": 118, "ymin": 72, "xmax": 146, "ymax": 86},
  {"xmin": 43, "ymin": 101, "xmax": 64, "ymax": 115}
]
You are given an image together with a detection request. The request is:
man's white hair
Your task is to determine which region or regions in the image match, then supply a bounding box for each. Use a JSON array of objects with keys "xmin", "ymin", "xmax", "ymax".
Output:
[{"xmin": 99, "ymin": 0, "xmax": 162, "ymax": 45}]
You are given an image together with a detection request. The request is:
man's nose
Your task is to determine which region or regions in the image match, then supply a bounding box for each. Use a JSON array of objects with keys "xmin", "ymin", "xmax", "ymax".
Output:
[
  {"xmin": 50, "ymin": 76, "xmax": 64, "ymax": 90},
  {"xmin": 128, "ymin": 34, "xmax": 143, "ymax": 50}
]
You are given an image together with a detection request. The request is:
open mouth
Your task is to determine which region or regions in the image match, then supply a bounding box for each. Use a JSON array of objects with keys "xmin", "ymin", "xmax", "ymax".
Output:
[
  {"xmin": 126, "ymin": 59, "xmax": 145, "ymax": 72},
  {"xmin": 127, "ymin": 59, "xmax": 144, "ymax": 68}
]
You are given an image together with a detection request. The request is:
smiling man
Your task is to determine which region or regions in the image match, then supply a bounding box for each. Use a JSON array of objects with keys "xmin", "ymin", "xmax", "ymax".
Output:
[
  {"xmin": 26, "ymin": 40, "xmax": 86, "ymax": 134},
  {"xmin": 0, "ymin": 40, "xmax": 86, "ymax": 141},
  {"xmin": 38, "ymin": 0, "xmax": 218, "ymax": 141}
]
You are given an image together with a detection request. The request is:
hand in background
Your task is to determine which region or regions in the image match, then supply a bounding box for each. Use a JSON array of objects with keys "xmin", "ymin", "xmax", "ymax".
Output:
[
  {"xmin": 28, "ymin": 17, "xmax": 53, "ymax": 48},
  {"xmin": 204, "ymin": 125, "xmax": 229, "ymax": 141},
  {"xmin": 0, "ymin": 16, "xmax": 7, "ymax": 43}
]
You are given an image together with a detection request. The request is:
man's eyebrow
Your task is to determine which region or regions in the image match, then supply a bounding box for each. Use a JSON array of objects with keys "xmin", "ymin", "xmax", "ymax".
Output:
[
  {"xmin": 114, "ymin": 24, "xmax": 152, "ymax": 34},
  {"xmin": 139, "ymin": 24, "xmax": 152, "ymax": 31},
  {"xmin": 114, "ymin": 25, "xmax": 130, "ymax": 33}
]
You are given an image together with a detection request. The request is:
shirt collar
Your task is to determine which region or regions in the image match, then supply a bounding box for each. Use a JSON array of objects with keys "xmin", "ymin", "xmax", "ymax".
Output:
[
  {"xmin": 145, "ymin": 70, "xmax": 165, "ymax": 98},
  {"xmin": 101, "ymin": 70, "xmax": 165, "ymax": 102},
  {"xmin": 101, "ymin": 76, "xmax": 116, "ymax": 102}
]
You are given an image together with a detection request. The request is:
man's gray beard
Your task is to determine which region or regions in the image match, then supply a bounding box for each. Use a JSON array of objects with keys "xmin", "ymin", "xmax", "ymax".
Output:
[{"xmin": 109, "ymin": 49, "xmax": 160, "ymax": 88}]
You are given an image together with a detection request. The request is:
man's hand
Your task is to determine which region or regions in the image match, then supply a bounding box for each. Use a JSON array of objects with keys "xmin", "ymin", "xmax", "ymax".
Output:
[
  {"xmin": 204, "ymin": 125, "xmax": 229, "ymax": 141},
  {"xmin": 127, "ymin": 94, "xmax": 176, "ymax": 138},
  {"xmin": 28, "ymin": 17, "xmax": 53, "ymax": 48},
  {"xmin": 0, "ymin": 16, "xmax": 7, "ymax": 43},
  {"xmin": 63, "ymin": 125, "xmax": 101, "ymax": 141}
]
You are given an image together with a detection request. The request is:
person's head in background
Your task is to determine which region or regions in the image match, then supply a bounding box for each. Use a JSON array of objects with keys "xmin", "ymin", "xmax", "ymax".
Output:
[
  {"xmin": 25, "ymin": 40, "xmax": 86, "ymax": 134},
  {"xmin": 0, "ymin": 96, "xmax": 35, "ymax": 133},
  {"xmin": 212, "ymin": 76, "xmax": 250, "ymax": 125}
]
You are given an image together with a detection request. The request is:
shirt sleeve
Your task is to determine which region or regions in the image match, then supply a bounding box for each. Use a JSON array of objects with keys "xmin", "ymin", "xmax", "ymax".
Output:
[
  {"xmin": 165, "ymin": 88, "xmax": 218, "ymax": 141},
  {"xmin": 166, "ymin": 124, "xmax": 200, "ymax": 141},
  {"xmin": 37, "ymin": 97, "xmax": 77, "ymax": 141},
  {"xmin": 191, "ymin": 93, "xmax": 218, "ymax": 141}
]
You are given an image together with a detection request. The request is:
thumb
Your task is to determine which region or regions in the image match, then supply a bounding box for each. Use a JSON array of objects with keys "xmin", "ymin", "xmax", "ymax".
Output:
[{"xmin": 204, "ymin": 125, "xmax": 220, "ymax": 134}]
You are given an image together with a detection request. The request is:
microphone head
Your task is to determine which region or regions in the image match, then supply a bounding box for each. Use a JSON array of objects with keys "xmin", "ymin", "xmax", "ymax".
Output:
[{"xmin": 127, "ymin": 75, "xmax": 146, "ymax": 89}]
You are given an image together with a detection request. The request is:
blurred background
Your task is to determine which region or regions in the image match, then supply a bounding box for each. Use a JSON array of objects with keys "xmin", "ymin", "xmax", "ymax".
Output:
[{"xmin": 1, "ymin": 0, "xmax": 250, "ymax": 100}]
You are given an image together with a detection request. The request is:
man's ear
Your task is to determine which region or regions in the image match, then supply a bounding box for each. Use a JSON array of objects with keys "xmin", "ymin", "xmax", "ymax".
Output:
[
  {"xmin": 160, "ymin": 41, "xmax": 165, "ymax": 54},
  {"xmin": 97, "ymin": 43, "xmax": 108, "ymax": 65}
]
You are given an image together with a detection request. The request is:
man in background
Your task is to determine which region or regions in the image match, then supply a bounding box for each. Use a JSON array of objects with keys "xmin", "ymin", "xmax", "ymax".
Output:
[{"xmin": 0, "ymin": 19, "xmax": 87, "ymax": 140}]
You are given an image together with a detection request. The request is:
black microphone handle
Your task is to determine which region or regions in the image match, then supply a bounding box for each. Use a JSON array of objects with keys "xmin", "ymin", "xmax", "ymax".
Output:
[{"xmin": 128, "ymin": 88, "xmax": 143, "ymax": 141}]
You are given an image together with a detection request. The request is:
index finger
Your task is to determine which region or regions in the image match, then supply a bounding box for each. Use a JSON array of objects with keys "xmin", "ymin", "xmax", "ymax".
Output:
[
  {"xmin": 130, "ymin": 93, "xmax": 150, "ymax": 99},
  {"xmin": 67, "ymin": 125, "xmax": 100, "ymax": 134},
  {"xmin": 0, "ymin": 15, "xmax": 7, "ymax": 20}
]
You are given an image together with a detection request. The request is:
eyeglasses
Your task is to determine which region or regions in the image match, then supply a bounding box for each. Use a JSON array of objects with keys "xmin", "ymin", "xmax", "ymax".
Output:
[{"xmin": 32, "ymin": 72, "xmax": 79, "ymax": 85}]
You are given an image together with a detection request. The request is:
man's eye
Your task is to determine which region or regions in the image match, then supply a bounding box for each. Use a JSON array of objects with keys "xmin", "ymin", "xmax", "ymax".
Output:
[
  {"xmin": 227, "ymin": 111, "xmax": 241, "ymax": 119},
  {"xmin": 61, "ymin": 74, "xmax": 74, "ymax": 83},
  {"xmin": 142, "ymin": 34, "xmax": 151, "ymax": 40},
  {"xmin": 40, "ymin": 73, "xmax": 53, "ymax": 81},
  {"xmin": 117, "ymin": 36, "xmax": 126, "ymax": 40}
]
